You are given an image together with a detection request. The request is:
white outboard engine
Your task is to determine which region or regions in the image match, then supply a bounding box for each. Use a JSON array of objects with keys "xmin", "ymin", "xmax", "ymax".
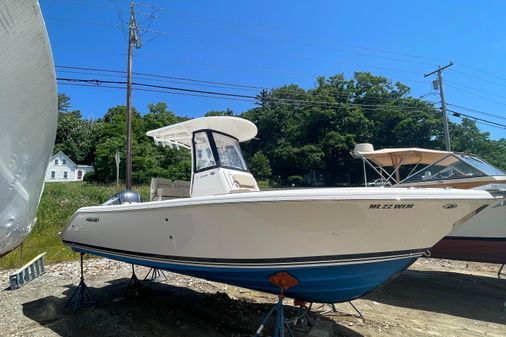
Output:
[{"xmin": 102, "ymin": 190, "xmax": 142, "ymax": 206}]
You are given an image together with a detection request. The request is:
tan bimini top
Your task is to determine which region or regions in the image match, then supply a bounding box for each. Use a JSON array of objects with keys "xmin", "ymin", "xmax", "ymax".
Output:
[
  {"xmin": 146, "ymin": 116, "xmax": 258, "ymax": 149},
  {"xmin": 356, "ymin": 148, "xmax": 451, "ymax": 168}
]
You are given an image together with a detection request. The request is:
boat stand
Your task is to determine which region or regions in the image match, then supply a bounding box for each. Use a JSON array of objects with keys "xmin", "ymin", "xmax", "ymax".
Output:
[
  {"xmin": 253, "ymin": 272, "xmax": 299, "ymax": 337},
  {"xmin": 65, "ymin": 253, "xmax": 96, "ymax": 312},
  {"xmin": 289, "ymin": 300, "xmax": 314, "ymax": 332},
  {"xmin": 127, "ymin": 264, "xmax": 143, "ymax": 290},
  {"xmin": 144, "ymin": 268, "xmax": 167, "ymax": 282},
  {"xmin": 498, "ymin": 264, "xmax": 505, "ymax": 279},
  {"xmin": 318, "ymin": 301, "xmax": 363, "ymax": 317}
]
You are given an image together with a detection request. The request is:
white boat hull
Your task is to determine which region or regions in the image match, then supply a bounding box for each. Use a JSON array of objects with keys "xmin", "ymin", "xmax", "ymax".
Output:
[
  {"xmin": 0, "ymin": 0, "xmax": 57, "ymax": 257},
  {"xmin": 429, "ymin": 197, "xmax": 506, "ymax": 263},
  {"xmin": 61, "ymin": 188, "xmax": 492, "ymax": 302}
]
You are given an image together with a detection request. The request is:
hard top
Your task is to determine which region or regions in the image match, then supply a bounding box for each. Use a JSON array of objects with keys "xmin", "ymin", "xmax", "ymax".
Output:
[
  {"xmin": 356, "ymin": 147, "xmax": 451, "ymax": 167},
  {"xmin": 146, "ymin": 116, "xmax": 258, "ymax": 148}
]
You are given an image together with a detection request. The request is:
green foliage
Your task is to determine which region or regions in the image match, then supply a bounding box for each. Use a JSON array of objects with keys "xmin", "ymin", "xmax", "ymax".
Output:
[
  {"xmin": 56, "ymin": 76, "xmax": 506, "ymax": 188},
  {"xmin": 205, "ymin": 108, "xmax": 235, "ymax": 117},
  {"xmin": 93, "ymin": 103, "xmax": 191, "ymax": 184},
  {"xmin": 287, "ymin": 175, "xmax": 304, "ymax": 186},
  {"xmin": 54, "ymin": 110, "xmax": 98, "ymax": 163},
  {"xmin": 58, "ymin": 93, "xmax": 71, "ymax": 113},
  {"xmin": 249, "ymin": 151, "xmax": 272, "ymax": 179},
  {"xmin": 54, "ymin": 94, "xmax": 98, "ymax": 163}
]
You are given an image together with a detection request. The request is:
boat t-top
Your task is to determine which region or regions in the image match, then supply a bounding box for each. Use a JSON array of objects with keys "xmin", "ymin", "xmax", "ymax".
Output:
[
  {"xmin": 61, "ymin": 117, "xmax": 493, "ymax": 303},
  {"xmin": 353, "ymin": 144, "xmax": 506, "ymax": 264}
]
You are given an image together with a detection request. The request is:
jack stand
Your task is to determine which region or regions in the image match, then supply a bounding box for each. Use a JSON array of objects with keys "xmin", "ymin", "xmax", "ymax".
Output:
[
  {"xmin": 65, "ymin": 253, "xmax": 96, "ymax": 312},
  {"xmin": 498, "ymin": 264, "xmax": 505, "ymax": 280},
  {"xmin": 289, "ymin": 300, "xmax": 314, "ymax": 332},
  {"xmin": 144, "ymin": 268, "xmax": 167, "ymax": 282},
  {"xmin": 318, "ymin": 301, "xmax": 363, "ymax": 317},
  {"xmin": 348, "ymin": 301, "xmax": 363, "ymax": 318},
  {"xmin": 127, "ymin": 264, "xmax": 143, "ymax": 290},
  {"xmin": 318, "ymin": 302, "xmax": 337, "ymax": 315},
  {"xmin": 253, "ymin": 272, "xmax": 298, "ymax": 337}
]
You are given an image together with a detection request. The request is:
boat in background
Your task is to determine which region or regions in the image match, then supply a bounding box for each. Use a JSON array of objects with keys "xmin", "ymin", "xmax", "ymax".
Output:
[
  {"xmin": 61, "ymin": 117, "xmax": 492, "ymax": 303},
  {"xmin": 353, "ymin": 144, "xmax": 506, "ymax": 264},
  {"xmin": 0, "ymin": 0, "xmax": 57, "ymax": 257}
]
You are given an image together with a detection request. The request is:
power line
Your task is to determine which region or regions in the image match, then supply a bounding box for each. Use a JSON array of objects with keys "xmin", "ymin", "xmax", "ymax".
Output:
[
  {"xmin": 446, "ymin": 104, "xmax": 506, "ymax": 121},
  {"xmin": 56, "ymin": 77, "xmax": 437, "ymax": 113},
  {"xmin": 447, "ymin": 109, "xmax": 506, "ymax": 130},
  {"xmin": 56, "ymin": 65, "xmax": 269, "ymax": 90},
  {"xmin": 56, "ymin": 65, "xmax": 433, "ymax": 104},
  {"xmin": 445, "ymin": 83, "xmax": 506, "ymax": 107}
]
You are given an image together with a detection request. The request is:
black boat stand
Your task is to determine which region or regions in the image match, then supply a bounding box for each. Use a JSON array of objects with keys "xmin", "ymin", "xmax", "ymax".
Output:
[
  {"xmin": 65, "ymin": 253, "xmax": 96, "ymax": 312},
  {"xmin": 498, "ymin": 264, "xmax": 505, "ymax": 279},
  {"xmin": 144, "ymin": 268, "xmax": 168, "ymax": 282}
]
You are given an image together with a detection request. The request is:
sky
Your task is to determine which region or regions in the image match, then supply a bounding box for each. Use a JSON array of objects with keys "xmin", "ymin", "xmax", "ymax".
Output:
[{"xmin": 39, "ymin": 0, "xmax": 506, "ymax": 140}]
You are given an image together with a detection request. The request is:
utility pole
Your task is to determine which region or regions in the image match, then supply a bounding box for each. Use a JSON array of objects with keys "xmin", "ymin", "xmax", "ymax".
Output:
[
  {"xmin": 125, "ymin": 2, "xmax": 142, "ymax": 190},
  {"xmin": 424, "ymin": 62, "xmax": 453, "ymax": 151}
]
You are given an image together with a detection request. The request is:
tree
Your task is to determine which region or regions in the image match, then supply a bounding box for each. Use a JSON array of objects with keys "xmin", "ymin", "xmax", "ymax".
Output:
[
  {"xmin": 58, "ymin": 93, "xmax": 71, "ymax": 113},
  {"xmin": 204, "ymin": 108, "xmax": 234, "ymax": 117},
  {"xmin": 249, "ymin": 151, "xmax": 272, "ymax": 180},
  {"xmin": 54, "ymin": 94, "xmax": 97, "ymax": 163}
]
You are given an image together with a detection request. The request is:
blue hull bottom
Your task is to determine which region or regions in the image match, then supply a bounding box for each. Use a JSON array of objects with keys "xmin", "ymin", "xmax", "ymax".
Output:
[{"xmin": 74, "ymin": 247, "xmax": 417, "ymax": 303}]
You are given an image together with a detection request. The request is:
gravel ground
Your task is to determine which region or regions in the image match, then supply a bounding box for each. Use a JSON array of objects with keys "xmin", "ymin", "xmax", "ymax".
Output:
[{"xmin": 0, "ymin": 257, "xmax": 505, "ymax": 337}]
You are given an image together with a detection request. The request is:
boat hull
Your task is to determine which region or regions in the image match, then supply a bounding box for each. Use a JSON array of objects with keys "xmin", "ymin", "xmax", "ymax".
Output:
[
  {"xmin": 70, "ymin": 242, "xmax": 418, "ymax": 303},
  {"xmin": 0, "ymin": 0, "xmax": 57, "ymax": 257},
  {"xmin": 61, "ymin": 188, "xmax": 492, "ymax": 302},
  {"xmin": 429, "ymin": 197, "xmax": 506, "ymax": 263},
  {"xmin": 430, "ymin": 236, "xmax": 506, "ymax": 264}
]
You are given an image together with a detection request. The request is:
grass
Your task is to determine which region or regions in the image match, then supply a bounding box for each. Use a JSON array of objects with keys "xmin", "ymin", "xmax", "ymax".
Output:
[{"xmin": 0, "ymin": 182, "xmax": 149, "ymax": 270}]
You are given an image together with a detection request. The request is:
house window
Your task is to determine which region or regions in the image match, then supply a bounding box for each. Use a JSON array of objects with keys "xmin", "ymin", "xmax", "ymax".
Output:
[
  {"xmin": 62, "ymin": 159, "xmax": 66, "ymax": 165},
  {"xmin": 77, "ymin": 170, "xmax": 83, "ymax": 180},
  {"xmin": 64, "ymin": 171, "xmax": 68, "ymax": 179},
  {"xmin": 55, "ymin": 159, "xmax": 59, "ymax": 165},
  {"xmin": 51, "ymin": 171, "xmax": 55, "ymax": 179}
]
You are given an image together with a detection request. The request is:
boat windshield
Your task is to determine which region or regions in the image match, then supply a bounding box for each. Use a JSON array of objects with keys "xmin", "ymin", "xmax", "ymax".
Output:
[
  {"xmin": 194, "ymin": 132, "xmax": 217, "ymax": 171},
  {"xmin": 401, "ymin": 154, "xmax": 487, "ymax": 183},
  {"xmin": 213, "ymin": 132, "xmax": 247, "ymax": 171},
  {"xmin": 456, "ymin": 154, "xmax": 506, "ymax": 176}
]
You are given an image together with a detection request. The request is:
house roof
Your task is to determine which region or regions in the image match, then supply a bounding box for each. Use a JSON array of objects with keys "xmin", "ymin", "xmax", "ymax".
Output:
[{"xmin": 50, "ymin": 151, "xmax": 77, "ymax": 167}]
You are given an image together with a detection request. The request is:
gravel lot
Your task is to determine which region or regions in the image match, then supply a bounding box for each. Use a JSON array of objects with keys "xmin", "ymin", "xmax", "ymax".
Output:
[{"xmin": 0, "ymin": 257, "xmax": 505, "ymax": 337}]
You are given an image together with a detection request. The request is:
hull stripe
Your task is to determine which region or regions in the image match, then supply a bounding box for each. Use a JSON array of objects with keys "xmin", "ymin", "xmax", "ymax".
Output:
[
  {"xmin": 443, "ymin": 236, "xmax": 506, "ymax": 241},
  {"xmin": 63, "ymin": 240, "xmax": 426, "ymax": 267}
]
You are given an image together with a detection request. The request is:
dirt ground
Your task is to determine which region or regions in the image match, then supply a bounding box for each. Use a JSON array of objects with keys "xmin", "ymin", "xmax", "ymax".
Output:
[{"xmin": 0, "ymin": 257, "xmax": 505, "ymax": 337}]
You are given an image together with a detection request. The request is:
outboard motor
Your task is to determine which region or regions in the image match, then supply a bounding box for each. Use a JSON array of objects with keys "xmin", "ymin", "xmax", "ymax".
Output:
[{"xmin": 101, "ymin": 190, "xmax": 142, "ymax": 206}]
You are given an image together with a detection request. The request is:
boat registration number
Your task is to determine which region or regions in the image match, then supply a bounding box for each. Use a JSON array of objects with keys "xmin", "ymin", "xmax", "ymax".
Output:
[{"xmin": 369, "ymin": 203, "xmax": 414, "ymax": 210}]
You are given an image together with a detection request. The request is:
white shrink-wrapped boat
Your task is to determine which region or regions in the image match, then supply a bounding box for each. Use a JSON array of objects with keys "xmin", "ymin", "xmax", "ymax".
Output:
[
  {"xmin": 61, "ymin": 117, "xmax": 493, "ymax": 303},
  {"xmin": 0, "ymin": 0, "xmax": 57, "ymax": 257}
]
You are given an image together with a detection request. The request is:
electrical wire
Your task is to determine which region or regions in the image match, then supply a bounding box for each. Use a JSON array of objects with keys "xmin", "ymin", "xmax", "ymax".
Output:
[
  {"xmin": 56, "ymin": 77, "xmax": 437, "ymax": 113},
  {"xmin": 446, "ymin": 104, "xmax": 506, "ymax": 121},
  {"xmin": 447, "ymin": 109, "xmax": 506, "ymax": 130}
]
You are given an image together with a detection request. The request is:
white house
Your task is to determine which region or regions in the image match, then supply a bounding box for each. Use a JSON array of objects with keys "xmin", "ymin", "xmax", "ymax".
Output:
[{"xmin": 45, "ymin": 151, "xmax": 94, "ymax": 182}]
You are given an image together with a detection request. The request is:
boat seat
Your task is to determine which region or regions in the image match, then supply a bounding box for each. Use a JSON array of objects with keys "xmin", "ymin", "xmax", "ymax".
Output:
[
  {"xmin": 150, "ymin": 177, "xmax": 191, "ymax": 200},
  {"xmin": 150, "ymin": 178, "xmax": 173, "ymax": 201},
  {"xmin": 231, "ymin": 174, "xmax": 257, "ymax": 189},
  {"xmin": 157, "ymin": 187, "xmax": 186, "ymax": 199}
]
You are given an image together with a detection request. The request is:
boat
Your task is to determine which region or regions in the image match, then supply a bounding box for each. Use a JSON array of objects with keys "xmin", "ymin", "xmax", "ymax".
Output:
[
  {"xmin": 0, "ymin": 0, "xmax": 57, "ymax": 257},
  {"xmin": 353, "ymin": 144, "xmax": 506, "ymax": 264},
  {"xmin": 60, "ymin": 117, "xmax": 493, "ymax": 303}
]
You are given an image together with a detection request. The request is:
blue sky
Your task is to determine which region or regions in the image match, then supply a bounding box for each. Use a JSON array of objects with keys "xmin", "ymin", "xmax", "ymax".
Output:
[{"xmin": 40, "ymin": 0, "xmax": 506, "ymax": 140}]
